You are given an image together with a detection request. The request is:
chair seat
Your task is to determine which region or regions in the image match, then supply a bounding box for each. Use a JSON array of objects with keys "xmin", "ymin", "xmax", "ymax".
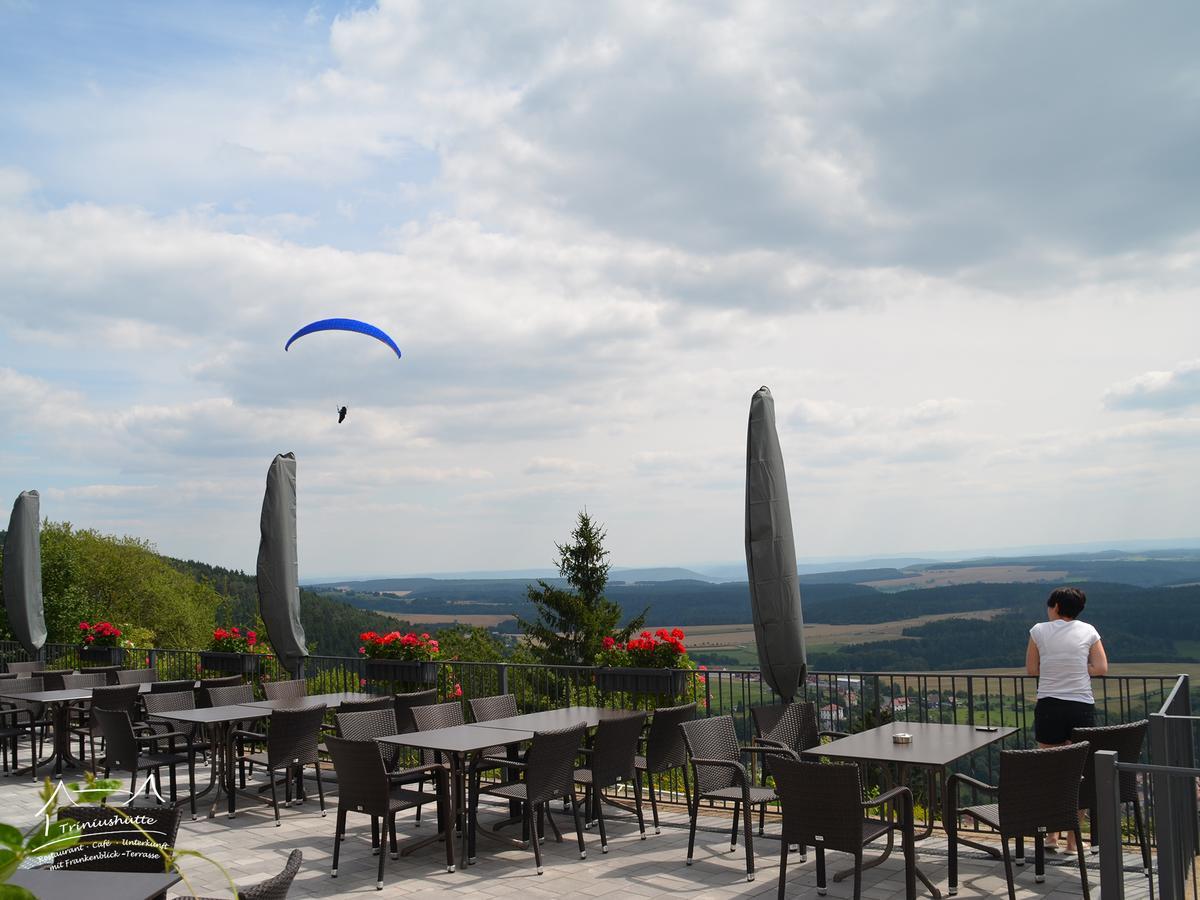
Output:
[
  {"xmin": 703, "ymin": 785, "xmax": 777, "ymax": 804},
  {"xmin": 241, "ymin": 751, "xmax": 313, "ymax": 770},
  {"xmin": 861, "ymin": 817, "xmax": 892, "ymax": 844},
  {"xmin": 141, "ymin": 750, "xmax": 191, "ymax": 767},
  {"xmin": 962, "ymin": 803, "xmax": 1000, "ymax": 830},
  {"xmin": 634, "ymin": 754, "xmax": 647, "ymax": 770},
  {"xmin": 487, "ymin": 781, "xmax": 527, "ymax": 802}
]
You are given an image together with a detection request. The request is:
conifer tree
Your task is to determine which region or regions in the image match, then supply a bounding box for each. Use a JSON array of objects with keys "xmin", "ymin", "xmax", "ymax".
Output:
[{"xmin": 517, "ymin": 511, "xmax": 646, "ymax": 666}]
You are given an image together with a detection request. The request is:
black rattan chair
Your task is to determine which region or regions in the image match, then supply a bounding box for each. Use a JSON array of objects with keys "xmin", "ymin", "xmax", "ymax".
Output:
[
  {"xmin": 752, "ymin": 700, "xmax": 850, "ymax": 835},
  {"xmin": 93, "ymin": 706, "xmax": 197, "ymax": 815},
  {"xmin": 5, "ymin": 660, "xmax": 44, "ymax": 674},
  {"xmin": 338, "ymin": 696, "xmax": 394, "ymax": 715},
  {"xmin": 771, "ymin": 755, "xmax": 915, "ymax": 900},
  {"xmin": 116, "ymin": 667, "xmax": 158, "ymax": 685},
  {"xmin": 393, "ymin": 688, "xmax": 438, "ymax": 733},
  {"xmin": 326, "ymin": 734, "xmax": 455, "ymax": 888},
  {"xmin": 71, "ymin": 683, "xmax": 140, "ymax": 769},
  {"xmin": 40, "ymin": 669, "xmax": 74, "ymax": 691},
  {"xmin": 198, "ymin": 674, "xmax": 244, "ymax": 707},
  {"xmin": 234, "ymin": 705, "xmax": 328, "ymax": 826},
  {"xmin": 1073, "ymin": 720, "xmax": 1151, "ymax": 875},
  {"xmin": 0, "ymin": 676, "xmax": 47, "ymax": 771},
  {"xmin": 469, "ymin": 693, "xmax": 518, "ymax": 723},
  {"xmin": 680, "ymin": 714, "xmax": 793, "ymax": 882},
  {"xmin": 175, "ymin": 848, "xmax": 303, "ymax": 900},
  {"xmin": 946, "ymin": 742, "xmax": 1091, "ymax": 900},
  {"xmin": 573, "ymin": 711, "xmax": 646, "ymax": 853},
  {"xmin": 336, "ymin": 706, "xmax": 437, "ymax": 835},
  {"xmin": 263, "ymin": 680, "xmax": 308, "ymax": 701},
  {"xmin": 81, "ymin": 665, "xmax": 123, "ymax": 685},
  {"xmin": 634, "ymin": 702, "xmax": 695, "ymax": 834},
  {"xmin": 0, "ymin": 702, "xmax": 22, "ymax": 774},
  {"xmin": 469, "ymin": 723, "xmax": 588, "ymax": 874},
  {"xmin": 152, "ymin": 678, "xmax": 197, "ymax": 694},
  {"xmin": 142, "ymin": 689, "xmax": 205, "ymax": 758}
]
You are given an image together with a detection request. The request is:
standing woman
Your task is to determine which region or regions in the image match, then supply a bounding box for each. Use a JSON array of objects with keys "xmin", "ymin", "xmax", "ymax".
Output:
[{"xmin": 1025, "ymin": 585, "xmax": 1108, "ymax": 850}]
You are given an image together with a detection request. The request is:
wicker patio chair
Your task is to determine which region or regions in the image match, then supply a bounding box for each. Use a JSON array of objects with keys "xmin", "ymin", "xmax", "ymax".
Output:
[
  {"xmin": 393, "ymin": 688, "xmax": 438, "ymax": 732},
  {"xmin": 63, "ymin": 672, "xmax": 110, "ymax": 689},
  {"xmin": 70, "ymin": 683, "xmax": 140, "ymax": 769},
  {"xmin": 946, "ymin": 741, "xmax": 1091, "ymax": 900},
  {"xmin": 680, "ymin": 714, "xmax": 797, "ymax": 882},
  {"xmin": 0, "ymin": 676, "xmax": 47, "ymax": 770},
  {"xmin": 469, "ymin": 723, "xmax": 588, "ymax": 874},
  {"xmin": 1072, "ymin": 720, "xmax": 1151, "ymax": 875},
  {"xmin": 263, "ymin": 680, "xmax": 308, "ymax": 701},
  {"xmin": 92, "ymin": 706, "xmax": 197, "ymax": 814},
  {"xmin": 771, "ymin": 755, "xmax": 915, "ymax": 900},
  {"xmin": 40, "ymin": 669, "xmax": 75, "ymax": 691},
  {"xmin": 82, "ymin": 665, "xmax": 123, "ymax": 685},
  {"xmin": 233, "ymin": 705, "xmax": 328, "ymax": 826},
  {"xmin": 573, "ymin": 711, "xmax": 646, "ymax": 852},
  {"xmin": 116, "ymin": 667, "xmax": 158, "ymax": 685},
  {"xmin": 469, "ymin": 694, "xmax": 529, "ymax": 774},
  {"xmin": 142, "ymin": 689, "xmax": 206, "ymax": 770},
  {"xmin": 5, "ymin": 660, "xmax": 44, "ymax": 674},
  {"xmin": 338, "ymin": 695, "xmax": 394, "ymax": 715},
  {"xmin": 0, "ymin": 703, "xmax": 22, "ymax": 774},
  {"xmin": 175, "ymin": 848, "xmax": 303, "ymax": 900},
  {"xmin": 198, "ymin": 674, "xmax": 244, "ymax": 707},
  {"xmin": 326, "ymin": 734, "xmax": 455, "ymax": 888},
  {"xmin": 635, "ymin": 702, "xmax": 696, "ymax": 834}
]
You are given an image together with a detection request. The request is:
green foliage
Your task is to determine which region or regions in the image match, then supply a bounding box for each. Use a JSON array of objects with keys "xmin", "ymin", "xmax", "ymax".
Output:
[
  {"xmin": 516, "ymin": 511, "xmax": 646, "ymax": 667},
  {"xmin": 435, "ymin": 624, "xmax": 507, "ymax": 662}
]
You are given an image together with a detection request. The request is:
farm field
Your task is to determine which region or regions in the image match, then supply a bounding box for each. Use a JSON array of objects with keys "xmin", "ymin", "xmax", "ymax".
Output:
[
  {"xmin": 861, "ymin": 565, "xmax": 1069, "ymax": 590},
  {"xmin": 379, "ymin": 611, "xmax": 515, "ymax": 627}
]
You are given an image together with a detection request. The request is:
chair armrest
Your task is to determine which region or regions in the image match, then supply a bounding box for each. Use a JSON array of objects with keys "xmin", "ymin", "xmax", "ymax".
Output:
[
  {"xmin": 230, "ymin": 728, "xmax": 267, "ymax": 742},
  {"xmin": 946, "ymin": 772, "xmax": 997, "ymax": 796},
  {"xmin": 690, "ymin": 757, "xmax": 750, "ymax": 784},
  {"xmin": 818, "ymin": 730, "xmax": 849, "ymax": 741},
  {"xmin": 752, "ymin": 738, "xmax": 788, "ymax": 749},
  {"xmin": 138, "ymin": 730, "xmax": 188, "ymax": 743},
  {"xmin": 863, "ymin": 785, "xmax": 913, "ymax": 812},
  {"xmin": 742, "ymin": 744, "xmax": 800, "ymax": 763}
]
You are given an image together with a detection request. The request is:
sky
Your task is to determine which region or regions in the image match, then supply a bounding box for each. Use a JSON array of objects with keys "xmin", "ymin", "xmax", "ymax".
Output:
[{"xmin": 1, "ymin": 1, "xmax": 1199, "ymax": 578}]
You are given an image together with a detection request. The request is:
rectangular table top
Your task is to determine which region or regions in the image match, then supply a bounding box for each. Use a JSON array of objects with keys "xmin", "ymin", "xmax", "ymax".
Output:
[
  {"xmin": 379, "ymin": 724, "xmax": 536, "ymax": 755},
  {"xmin": 8, "ymin": 868, "xmax": 181, "ymax": 900},
  {"xmin": 816, "ymin": 721, "xmax": 1017, "ymax": 768},
  {"xmin": 0, "ymin": 684, "xmax": 153, "ymax": 704},
  {"xmin": 238, "ymin": 690, "xmax": 365, "ymax": 711},
  {"xmin": 474, "ymin": 705, "xmax": 637, "ymax": 732},
  {"xmin": 150, "ymin": 703, "xmax": 264, "ymax": 725}
]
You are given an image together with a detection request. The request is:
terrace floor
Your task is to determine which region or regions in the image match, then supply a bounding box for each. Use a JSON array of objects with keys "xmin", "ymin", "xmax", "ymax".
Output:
[{"xmin": 1, "ymin": 762, "xmax": 1156, "ymax": 899}]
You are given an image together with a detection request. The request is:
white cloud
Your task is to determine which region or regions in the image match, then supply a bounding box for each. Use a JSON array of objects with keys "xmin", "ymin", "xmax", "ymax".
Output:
[{"xmin": 1104, "ymin": 359, "xmax": 1200, "ymax": 411}]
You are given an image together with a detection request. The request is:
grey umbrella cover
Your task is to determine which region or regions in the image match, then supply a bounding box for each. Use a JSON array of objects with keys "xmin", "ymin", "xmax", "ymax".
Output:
[
  {"xmin": 745, "ymin": 387, "xmax": 806, "ymax": 700},
  {"xmin": 3, "ymin": 491, "xmax": 48, "ymax": 656},
  {"xmin": 257, "ymin": 453, "xmax": 308, "ymax": 675}
]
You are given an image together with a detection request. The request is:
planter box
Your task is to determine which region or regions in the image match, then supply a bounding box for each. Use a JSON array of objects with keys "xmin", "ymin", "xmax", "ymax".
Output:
[
  {"xmin": 78, "ymin": 645, "xmax": 124, "ymax": 667},
  {"xmin": 199, "ymin": 651, "xmax": 262, "ymax": 676},
  {"xmin": 596, "ymin": 667, "xmax": 691, "ymax": 696},
  {"xmin": 364, "ymin": 658, "xmax": 438, "ymax": 685}
]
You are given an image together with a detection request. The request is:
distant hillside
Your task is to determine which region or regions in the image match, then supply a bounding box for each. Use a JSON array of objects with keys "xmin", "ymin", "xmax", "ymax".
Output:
[{"xmin": 169, "ymin": 559, "xmax": 405, "ymax": 657}]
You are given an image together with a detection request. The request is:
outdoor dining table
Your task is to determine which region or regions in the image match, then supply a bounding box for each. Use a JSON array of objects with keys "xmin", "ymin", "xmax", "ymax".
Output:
[
  {"xmin": 237, "ymin": 690, "xmax": 365, "ymax": 711},
  {"xmin": 0, "ymin": 683, "xmax": 154, "ymax": 778},
  {"xmin": 815, "ymin": 721, "xmax": 1017, "ymax": 898},
  {"xmin": 7, "ymin": 867, "xmax": 180, "ymax": 900}
]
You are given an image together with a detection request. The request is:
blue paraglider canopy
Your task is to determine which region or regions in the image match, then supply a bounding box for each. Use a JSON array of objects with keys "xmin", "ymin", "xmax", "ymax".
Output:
[{"xmin": 284, "ymin": 318, "xmax": 402, "ymax": 359}]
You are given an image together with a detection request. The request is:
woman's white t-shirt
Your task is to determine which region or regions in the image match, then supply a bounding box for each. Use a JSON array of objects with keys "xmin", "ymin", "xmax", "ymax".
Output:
[{"xmin": 1031, "ymin": 619, "xmax": 1101, "ymax": 704}]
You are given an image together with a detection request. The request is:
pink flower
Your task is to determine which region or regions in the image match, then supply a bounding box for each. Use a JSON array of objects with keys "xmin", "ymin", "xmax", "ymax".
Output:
[
  {"xmin": 360, "ymin": 678, "xmax": 367, "ymax": 688},
  {"xmin": 453, "ymin": 683, "xmax": 463, "ymax": 698}
]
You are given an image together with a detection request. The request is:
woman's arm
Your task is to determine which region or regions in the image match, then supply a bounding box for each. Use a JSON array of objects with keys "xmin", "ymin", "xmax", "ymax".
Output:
[
  {"xmin": 1025, "ymin": 637, "xmax": 1040, "ymax": 676},
  {"xmin": 1088, "ymin": 639, "xmax": 1108, "ymax": 677}
]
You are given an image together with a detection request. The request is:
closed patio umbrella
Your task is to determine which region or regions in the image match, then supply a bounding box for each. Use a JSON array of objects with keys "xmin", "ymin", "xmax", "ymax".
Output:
[
  {"xmin": 257, "ymin": 453, "xmax": 307, "ymax": 677},
  {"xmin": 3, "ymin": 490, "xmax": 48, "ymax": 658},
  {"xmin": 744, "ymin": 387, "xmax": 806, "ymax": 701}
]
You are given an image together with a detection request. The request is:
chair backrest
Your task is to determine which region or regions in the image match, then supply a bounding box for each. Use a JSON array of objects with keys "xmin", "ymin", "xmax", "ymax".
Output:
[
  {"xmin": 93, "ymin": 707, "xmax": 142, "ymax": 773},
  {"xmin": 82, "ymin": 665, "xmax": 123, "ymax": 685},
  {"xmin": 116, "ymin": 668, "xmax": 157, "ymax": 685},
  {"xmin": 679, "ymin": 715, "xmax": 740, "ymax": 794},
  {"xmin": 335, "ymin": 707, "xmax": 400, "ymax": 770},
  {"xmin": 751, "ymin": 703, "xmax": 790, "ymax": 741},
  {"xmin": 754, "ymin": 701, "xmax": 820, "ymax": 754},
  {"xmin": 998, "ymin": 742, "xmax": 1090, "ymax": 837},
  {"xmin": 64, "ymin": 672, "xmax": 109, "ymax": 690},
  {"xmin": 233, "ymin": 848, "xmax": 303, "ymax": 900},
  {"xmin": 469, "ymin": 694, "xmax": 518, "ymax": 723},
  {"xmin": 151, "ymin": 678, "xmax": 196, "ymax": 694},
  {"xmin": 41, "ymin": 669, "xmax": 74, "ymax": 691},
  {"xmin": 6, "ymin": 660, "xmax": 44, "ymax": 674},
  {"xmin": 338, "ymin": 696, "xmax": 394, "ymax": 716},
  {"xmin": 4, "ymin": 675, "xmax": 43, "ymax": 694},
  {"xmin": 143, "ymin": 689, "xmax": 196, "ymax": 718},
  {"xmin": 326, "ymin": 735, "xmax": 391, "ymax": 816},
  {"xmin": 1072, "ymin": 719, "xmax": 1149, "ymax": 806},
  {"xmin": 525, "ymin": 723, "xmax": 587, "ymax": 805},
  {"xmin": 588, "ymin": 712, "xmax": 646, "ymax": 788},
  {"xmin": 89, "ymin": 685, "xmax": 141, "ymax": 724},
  {"xmin": 771, "ymin": 755, "xmax": 865, "ymax": 852},
  {"xmin": 266, "ymin": 705, "xmax": 327, "ymax": 768},
  {"xmin": 263, "ymin": 680, "xmax": 307, "ymax": 701},
  {"xmin": 55, "ymin": 805, "xmax": 181, "ymax": 873},
  {"xmin": 412, "ymin": 701, "xmax": 465, "ymax": 732},
  {"xmin": 644, "ymin": 702, "xmax": 696, "ymax": 772},
  {"xmin": 207, "ymin": 683, "xmax": 255, "ymax": 707},
  {"xmin": 393, "ymin": 688, "xmax": 438, "ymax": 733},
  {"xmin": 198, "ymin": 675, "xmax": 244, "ymax": 707}
]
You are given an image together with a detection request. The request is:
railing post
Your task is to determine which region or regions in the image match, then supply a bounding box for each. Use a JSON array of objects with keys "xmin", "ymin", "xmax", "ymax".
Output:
[
  {"xmin": 966, "ymin": 675, "xmax": 975, "ymax": 726},
  {"xmin": 497, "ymin": 662, "xmax": 509, "ymax": 697},
  {"xmin": 1095, "ymin": 751, "xmax": 1125, "ymax": 900},
  {"xmin": 1151, "ymin": 712, "xmax": 1181, "ymax": 899}
]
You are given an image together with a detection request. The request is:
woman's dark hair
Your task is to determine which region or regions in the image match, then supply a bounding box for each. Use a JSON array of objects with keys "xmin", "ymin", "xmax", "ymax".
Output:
[{"xmin": 1048, "ymin": 586, "xmax": 1087, "ymax": 618}]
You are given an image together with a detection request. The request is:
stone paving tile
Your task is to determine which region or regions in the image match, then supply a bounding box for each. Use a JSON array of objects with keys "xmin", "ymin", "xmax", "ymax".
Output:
[{"xmin": 0, "ymin": 746, "xmax": 1156, "ymax": 899}]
